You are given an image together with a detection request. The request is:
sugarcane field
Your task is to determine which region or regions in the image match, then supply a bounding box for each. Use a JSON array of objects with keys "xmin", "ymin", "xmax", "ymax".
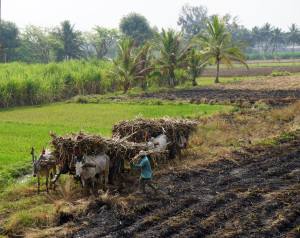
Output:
[{"xmin": 1, "ymin": 1, "xmax": 300, "ymax": 238}]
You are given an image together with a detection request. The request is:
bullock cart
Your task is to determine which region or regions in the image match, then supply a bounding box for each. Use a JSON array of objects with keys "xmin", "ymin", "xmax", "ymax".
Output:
[
  {"xmin": 48, "ymin": 131, "xmax": 170, "ymax": 186},
  {"xmin": 48, "ymin": 118, "xmax": 197, "ymax": 186}
]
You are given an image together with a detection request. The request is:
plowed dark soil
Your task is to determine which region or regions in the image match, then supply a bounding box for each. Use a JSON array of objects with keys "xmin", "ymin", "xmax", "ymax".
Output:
[
  {"xmin": 128, "ymin": 75, "xmax": 300, "ymax": 106},
  {"xmin": 72, "ymin": 133, "xmax": 300, "ymax": 238},
  {"xmin": 201, "ymin": 66, "xmax": 300, "ymax": 77}
]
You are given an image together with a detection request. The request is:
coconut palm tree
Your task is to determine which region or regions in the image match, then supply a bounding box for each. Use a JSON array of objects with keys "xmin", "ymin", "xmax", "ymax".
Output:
[
  {"xmin": 194, "ymin": 15, "xmax": 248, "ymax": 83},
  {"xmin": 251, "ymin": 26, "xmax": 263, "ymax": 54},
  {"xmin": 108, "ymin": 39, "xmax": 155, "ymax": 94},
  {"xmin": 287, "ymin": 24, "xmax": 300, "ymax": 63},
  {"xmin": 270, "ymin": 28, "xmax": 285, "ymax": 56},
  {"xmin": 260, "ymin": 23, "xmax": 273, "ymax": 54},
  {"xmin": 153, "ymin": 29, "xmax": 191, "ymax": 87},
  {"xmin": 186, "ymin": 48, "xmax": 207, "ymax": 86}
]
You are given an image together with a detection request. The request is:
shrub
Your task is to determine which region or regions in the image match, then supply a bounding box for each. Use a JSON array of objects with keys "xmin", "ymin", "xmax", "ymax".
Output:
[{"xmin": 270, "ymin": 71, "xmax": 291, "ymax": 77}]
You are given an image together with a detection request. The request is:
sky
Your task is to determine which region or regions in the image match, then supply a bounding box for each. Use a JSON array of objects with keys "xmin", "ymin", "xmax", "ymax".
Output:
[{"xmin": 1, "ymin": 0, "xmax": 300, "ymax": 32}]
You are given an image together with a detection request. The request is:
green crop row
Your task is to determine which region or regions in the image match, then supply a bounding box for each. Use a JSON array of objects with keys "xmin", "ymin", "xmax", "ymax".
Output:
[
  {"xmin": 0, "ymin": 60, "xmax": 116, "ymax": 108},
  {"xmin": 245, "ymin": 52, "xmax": 300, "ymax": 60}
]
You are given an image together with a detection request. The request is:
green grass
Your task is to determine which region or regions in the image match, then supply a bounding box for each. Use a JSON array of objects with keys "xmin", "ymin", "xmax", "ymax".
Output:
[
  {"xmin": 196, "ymin": 76, "xmax": 254, "ymax": 85},
  {"xmin": 0, "ymin": 101, "xmax": 233, "ymax": 186}
]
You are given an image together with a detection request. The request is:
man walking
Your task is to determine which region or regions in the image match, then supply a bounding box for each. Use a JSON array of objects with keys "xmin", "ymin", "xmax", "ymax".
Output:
[{"xmin": 132, "ymin": 150, "xmax": 157, "ymax": 195}]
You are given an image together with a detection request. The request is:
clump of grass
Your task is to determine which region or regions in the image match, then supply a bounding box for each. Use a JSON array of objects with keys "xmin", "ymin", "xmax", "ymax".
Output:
[
  {"xmin": 97, "ymin": 190, "xmax": 129, "ymax": 215},
  {"xmin": 56, "ymin": 176, "xmax": 81, "ymax": 201},
  {"xmin": 270, "ymin": 71, "xmax": 291, "ymax": 77},
  {"xmin": 0, "ymin": 185, "xmax": 36, "ymax": 202},
  {"xmin": 3, "ymin": 206, "xmax": 56, "ymax": 235}
]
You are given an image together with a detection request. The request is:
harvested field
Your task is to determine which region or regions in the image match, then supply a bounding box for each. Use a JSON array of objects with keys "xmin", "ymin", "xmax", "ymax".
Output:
[
  {"xmin": 202, "ymin": 66, "xmax": 300, "ymax": 77},
  {"xmin": 72, "ymin": 131, "xmax": 300, "ymax": 238},
  {"xmin": 132, "ymin": 75, "xmax": 300, "ymax": 106}
]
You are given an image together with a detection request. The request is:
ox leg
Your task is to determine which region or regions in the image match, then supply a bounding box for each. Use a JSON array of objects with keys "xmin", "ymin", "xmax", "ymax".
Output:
[
  {"xmin": 105, "ymin": 168, "xmax": 109, "ymax": 187},
  {"xmin": 49, "ymin": 166, "xmax": 56, "ymax": 190},
  {"xmin": 99, "ymin": 173, "xmax": 103, "ymax": 189},
  {"xmin": 46, "ymin": 173, "xmax": 49, "ymax": 193},
  {"xmin": 91, "ymin": 178, "xmax": 95, "ymax": 194},
  {"xmin": 37, "ymin": 175, "xmax": 40, "ymax": 194},
  {"xmin": 52, "ymin": 166, "xmax": 56, "ymax": 191},
  {"xmin": 52, "ymin": 170, "xmax": 61, "ymax": 184}
]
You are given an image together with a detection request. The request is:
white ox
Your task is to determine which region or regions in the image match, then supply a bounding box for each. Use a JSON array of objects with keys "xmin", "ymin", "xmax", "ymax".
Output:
[
  {"xmin": 146, "ymin": 134, "xmax": 188, "ymax": 163},
  {"xmin": 147, "ymin": 134, "xmax": 168, "ymax": 150},
  {"xmin": 147, "ymin": 134, "xmax": 187, "ymax": 149},
  {"xmin": 75, "ymin": 153, "xmax": 110, "ymax": 190}
]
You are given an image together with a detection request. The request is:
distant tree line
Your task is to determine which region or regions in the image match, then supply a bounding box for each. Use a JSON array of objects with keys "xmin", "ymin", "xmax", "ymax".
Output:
[
  {"xmin": 177, "ymin": 4, "xmax": 300, "ymax": 58},
  {"xmin": 0, "ymin": 4, "xmax": 299, "ymax": 64}
]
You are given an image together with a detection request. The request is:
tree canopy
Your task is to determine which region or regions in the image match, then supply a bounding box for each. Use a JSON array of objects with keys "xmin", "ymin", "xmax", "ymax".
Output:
[
  {"xmin": 84, "ymin": 26, "xmax": 120, "ymax": 60},
  {"xmin": 0, "ymin": 20, "xmax": 20, "ymax": 62},
  {"xmin": 194, "ymin": 15, "xmax": 248, "ymax": 83},
  {"xmin": 153, "ymin": 29, "xmax": 191, "ymax": 87},
  {"xmin": 119, "ymin": 13, "xmax": 154, "ymax": 46},
  {"xmin": 108, "ymin": 39, "xmax": 155, "ymax": 93},
  {"xmin": 177, "ymin": 4, "xmax": 209, "ymax": 39},
  {"xmin": 52, "ymin": 20, "xmax": 83, "ymax": 61}
]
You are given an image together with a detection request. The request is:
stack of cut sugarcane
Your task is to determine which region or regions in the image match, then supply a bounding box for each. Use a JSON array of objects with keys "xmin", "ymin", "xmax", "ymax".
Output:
[
  {"xmin": 49, "ymin": 131, "xmax": 149, "ymax": 164},
  {"xmin": 112, "ymin": 117, "xmax": 198, "ymax": 142}
]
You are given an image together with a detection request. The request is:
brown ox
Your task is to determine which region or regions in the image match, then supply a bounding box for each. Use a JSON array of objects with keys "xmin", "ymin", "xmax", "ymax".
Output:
[{"xmin": 32, "ymin": 149, "xmax": 57, "ymax": 193}]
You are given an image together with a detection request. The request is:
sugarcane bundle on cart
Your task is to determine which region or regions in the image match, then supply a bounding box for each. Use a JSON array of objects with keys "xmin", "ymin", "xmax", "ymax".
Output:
[
  {"xmin": 49, "ymin": 131, "xmax": 148, "ymax": 170},
  {"xmin": 48, "ymin": 130, "xmax": 177, "ymax": 185},
  {"xmin": 112, "ymin": 117, "xmax": 198, "ymax": 151}
]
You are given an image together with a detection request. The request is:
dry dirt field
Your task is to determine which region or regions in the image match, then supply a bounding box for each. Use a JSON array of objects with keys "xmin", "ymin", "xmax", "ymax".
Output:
[{"xmin": 133, "ymin": 75, "xmax": 300, "ymax": 106}]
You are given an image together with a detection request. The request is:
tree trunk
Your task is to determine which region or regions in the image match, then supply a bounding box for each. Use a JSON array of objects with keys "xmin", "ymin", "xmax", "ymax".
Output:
[
  {"xmin": 169, "ymin": 69, "xmax": 175, "ymax": 88},
  {"xmin": 292, "ymin": 44, "xmax": 295, "ymax": 64},
  {"xmin": 215, "ymin": 60, "xmax": 220, "ymax": 84},
  {"xmin": 122, "ymin": 80, "xmax": 130, "ymax": 94},
  {"xmin": 192, "ymin": 77, "xmax": 197, "ymax": 86}
]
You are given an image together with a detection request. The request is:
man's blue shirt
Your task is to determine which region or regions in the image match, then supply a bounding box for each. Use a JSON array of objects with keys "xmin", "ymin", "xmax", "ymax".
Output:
[{"xmin": 133, "ymin": 156, "xmax": 152, "ymax": 178}]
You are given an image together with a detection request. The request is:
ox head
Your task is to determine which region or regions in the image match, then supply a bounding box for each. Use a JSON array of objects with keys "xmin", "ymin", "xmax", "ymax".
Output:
[
  {"xmin": 178, "ymin": 135, "xmax": 188, "ymax": 148},
  {"xmin": 146, "ymin": 137, "xmax": 155, "ymax": 149},
  {"xmin": 32, "ymin": 155, "xmax": 43, "ymax": 177},
  {"xmin": 146, "ymin": 142, "xmax": 154, "ymax": 149},
  {"xmin": 75, "ymin": 156, "xmax": 85, "ymax": 178},
  {"xmin": 75, "ymin": 161, "xmax": 83, "ymax": 178}
]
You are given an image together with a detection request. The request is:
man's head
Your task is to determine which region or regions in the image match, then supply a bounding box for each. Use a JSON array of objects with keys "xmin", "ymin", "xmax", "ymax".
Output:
[{"xmin": 139, "ymin": 150, "xmax": 147, "ymax": 157}]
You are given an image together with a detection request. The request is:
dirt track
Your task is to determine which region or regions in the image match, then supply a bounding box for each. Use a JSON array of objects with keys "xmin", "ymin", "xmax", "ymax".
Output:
[{"xmin": 72, "ymin": 133, "xmax": 300, "ymax": 237}]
